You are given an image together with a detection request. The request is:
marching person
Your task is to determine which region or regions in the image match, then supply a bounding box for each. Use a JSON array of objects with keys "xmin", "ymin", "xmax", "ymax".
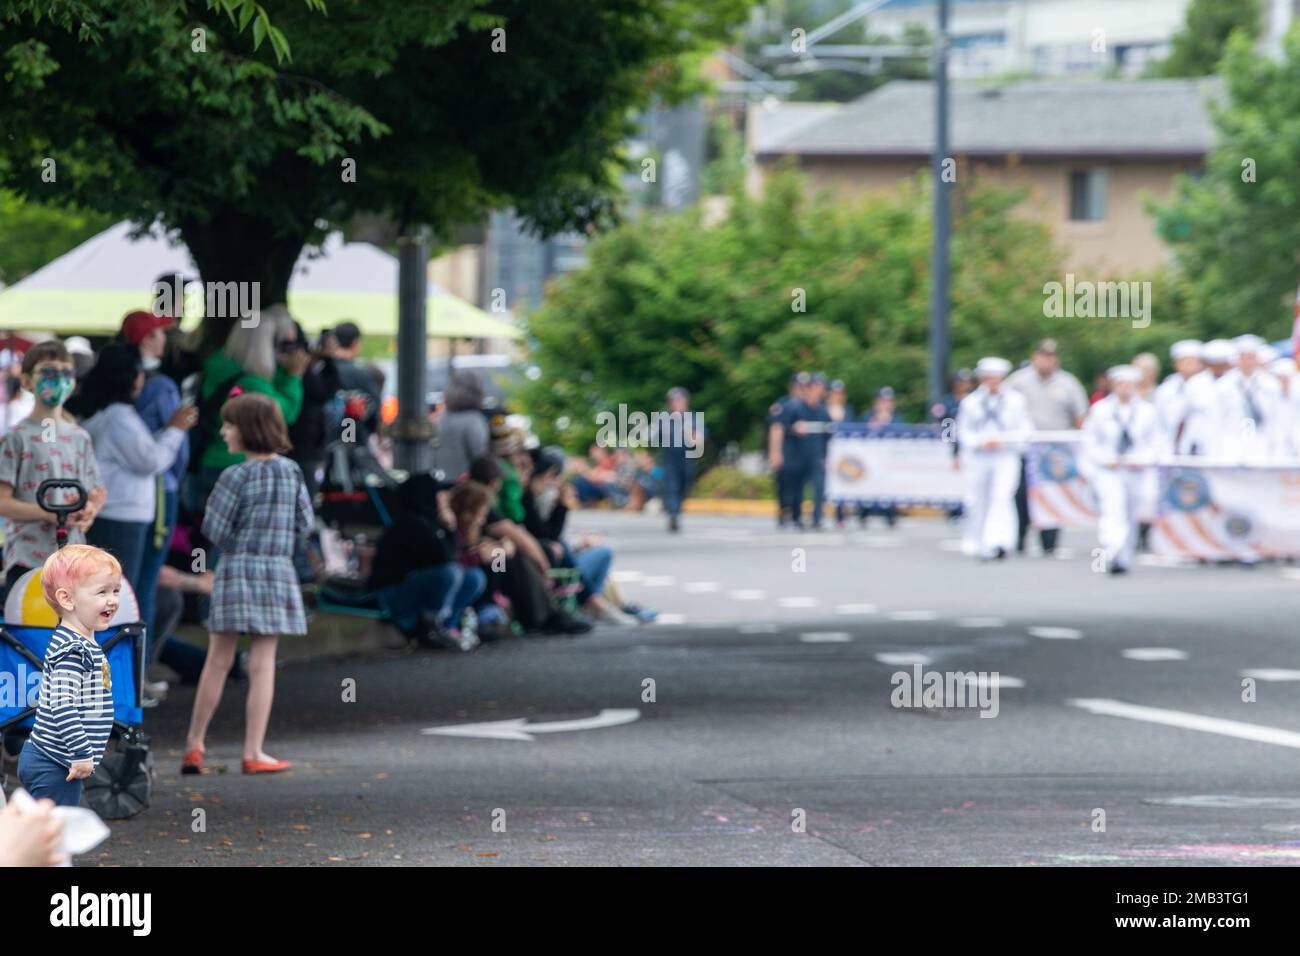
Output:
[
  {"xmin": 767, "ymin": 372, "xmax": 808, "ymax": 529},
  {"xmin": 1006, "ymin": 339, "xmax": 1088, "ymax": 556},
  {"xmin": 1082, "ymin": 365, "xmax": 1167, "ymax": 576},
  {"xmin": 658, "ymin": 387, "xmax": 703, "ymax": 533},
  {"xmin": 1153, "ymin": 339, "xmax": 1203, "ymax": 454},
  {"xmin": 957, "ymin": 357, "xmax": 1032, "ymax": 561},
  {"xmin": 1269, "ymin": 354, "xmax": 1300, "ymax": 458},
  {"xmin": 792, "ymin": 373, "xmax": 831, "ymax": 530},
  {"xmin": 1185, "ymin": 339, "xmax": 1237, "ymax": 457},
  {"xmin": 1213, "ymin": 334, "xmax": 1280, "ymax": 460}
]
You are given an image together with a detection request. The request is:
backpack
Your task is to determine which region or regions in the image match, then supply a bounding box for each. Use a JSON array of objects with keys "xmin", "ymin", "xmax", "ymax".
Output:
[{"xmin": 186, "ymin": 370, "xmax": 244, "ymax": 473}]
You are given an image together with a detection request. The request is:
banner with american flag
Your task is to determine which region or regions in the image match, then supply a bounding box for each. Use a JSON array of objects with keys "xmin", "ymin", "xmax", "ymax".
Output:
[
  {"xmin": 1151, "ymin": 466, "xmax": 1300, "ymax": 561},
  {"xmin": 1024, "ymin": 442, "xmax": 1098, "ymax": 529}
]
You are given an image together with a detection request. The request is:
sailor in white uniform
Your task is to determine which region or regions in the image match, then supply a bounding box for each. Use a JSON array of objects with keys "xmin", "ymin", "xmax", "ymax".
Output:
[
  {"xmin": 1184, "ymin": 339, "xmax": 1237, "ymax": 458},
  {"xmin": 1082, "ymin": 365, "xmax": 1167, "ymax": 575},
  {"xmin": 1270, "ymin": 354, "xmax": 1300, "ymax": 458},
  {"xmin": 1212, "ymin": 334, "xmax": 1281, "ymax": 460},
  {"xmin": 957, "ymin": 356, "xmax": 1033, "ymax": 560},
  {"xmin": 1153, "ymin": 339, "xmax": 1203, "ymax": 454}
]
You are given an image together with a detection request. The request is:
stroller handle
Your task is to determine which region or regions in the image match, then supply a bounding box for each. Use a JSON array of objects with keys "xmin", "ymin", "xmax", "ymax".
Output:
[{"xmin": 35, "ymin": 479, "xmax": 88, "ymax": 547}]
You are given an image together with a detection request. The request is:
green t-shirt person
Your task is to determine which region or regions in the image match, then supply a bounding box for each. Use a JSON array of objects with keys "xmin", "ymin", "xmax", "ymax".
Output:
[{"xmin": 199, "ymin": 348, "xmax": 304, "ymax": 470}]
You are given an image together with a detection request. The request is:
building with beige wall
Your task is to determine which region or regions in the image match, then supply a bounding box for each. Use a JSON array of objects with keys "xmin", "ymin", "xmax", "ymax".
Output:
[{"xmin": 751, "ymin": 78, "xmax": 1220, "ymax": 276}]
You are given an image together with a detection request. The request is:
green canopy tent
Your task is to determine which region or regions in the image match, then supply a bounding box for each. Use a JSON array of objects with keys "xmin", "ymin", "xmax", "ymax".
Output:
[{"xmin": 0, "ymin": 221, "xmax": 520, "ymax": 341}]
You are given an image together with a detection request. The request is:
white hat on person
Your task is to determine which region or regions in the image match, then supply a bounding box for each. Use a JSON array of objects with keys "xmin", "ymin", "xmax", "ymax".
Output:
[
  {"xmin": 1108, "ymin": 364, "xmax": 1141, "ymax": 384},
  {"xmin": 1233, "ymin": 334, "xmax": 1266, "ymax": 356},
  {"xmin": 975, "ymin": 356, "xmax": 1011, "ymax": 379},
  {"xmin": 1170, "ymin": 339, "xmax": 1202, "ymax": 361},
  {"xmin": 1200, "ymin": 339, "xmax": 1237, "ymax": 364}
]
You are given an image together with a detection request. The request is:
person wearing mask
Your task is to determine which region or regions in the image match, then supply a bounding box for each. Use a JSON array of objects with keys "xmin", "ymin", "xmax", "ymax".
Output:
[
  {"xmin": 187, "ymin": 304, "xmax": 308, "ymax": 518},
  {"xmin": 767, "ymin": 372, "xmax": 808, "ymax": 529},
  {"xmin": 429, "ymin": 372, "xmax": 489, "ymax": 483},
  {"xmin": 1082, "ymin": 365, "xmax": 1167, "ymax": 575},
  {"xmin": 658, "ymin": 387, "xmax": 703, "ymax": 533},
  {"xmin": 957, "ymin": 357, "xmax": 1032, "ymax": 561},
  {"xmin": 78, "ymin": 344, "xmax": 198, "ymax": 630},
  {"xmin": 121, "ymin": 310, "xmax": 192, "ymax": 698},
  {"xmin": 1005, "ymin": 339, "xmax": 1088, "ymax": 556}
]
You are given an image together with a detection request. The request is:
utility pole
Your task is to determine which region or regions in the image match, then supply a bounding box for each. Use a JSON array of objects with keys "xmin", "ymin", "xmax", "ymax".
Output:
[
  {"xmin": 393, "ymin": 225, "xmax": 433, "ymax": 473},
  {"xmin": 928, "ymin": 0, "xmax": 950, "ymax": 411}
]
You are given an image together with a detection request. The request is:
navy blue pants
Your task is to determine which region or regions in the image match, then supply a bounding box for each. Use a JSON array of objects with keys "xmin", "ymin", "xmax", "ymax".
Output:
[
  {"xmin": 660, "ymin": 459, "xmax": 695, "ymax": 519},
  {"xmin": 379, "ymin": 564, "xmax": 486, "ymax": 635},
  {"xmin": 17, "ymin": 741, "xmax": 82, "ymax": 807}
]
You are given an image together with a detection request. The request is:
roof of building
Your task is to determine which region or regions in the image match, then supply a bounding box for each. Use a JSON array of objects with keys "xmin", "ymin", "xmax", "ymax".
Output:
[{"xmin": 756, "ymin": 77, "xmax": 1223, "ymax": 160}]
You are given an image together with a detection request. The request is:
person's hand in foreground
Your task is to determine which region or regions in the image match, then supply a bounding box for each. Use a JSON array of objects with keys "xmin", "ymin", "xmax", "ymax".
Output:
[{"xmin": 0, "ymin": 798, "xmax": 65, "ymax": 867}]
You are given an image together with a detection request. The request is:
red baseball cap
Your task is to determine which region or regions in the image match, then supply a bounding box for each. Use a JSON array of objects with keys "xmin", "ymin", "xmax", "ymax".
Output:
[{"xmin": 121, "ymin": 310, "xmax": 176, "ymax": 346}]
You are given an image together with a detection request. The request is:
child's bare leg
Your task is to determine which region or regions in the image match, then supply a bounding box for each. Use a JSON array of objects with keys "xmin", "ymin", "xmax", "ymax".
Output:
[
  {"xmin": 243, "ymin": 634, "xmax": 279, "ymax": 761},
  {"xmin": 185, "ymin": 631, "xmax": 239, "ymax": 752}
]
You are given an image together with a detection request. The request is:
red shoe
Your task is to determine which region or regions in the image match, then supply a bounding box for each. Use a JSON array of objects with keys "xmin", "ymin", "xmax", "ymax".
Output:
[
  {"xmin": 242, "ymin": 757, "xmax": 292, "ymax": 775},
  {"xmin": 180, "ymin": 749, "xmax": 204, "ymax": 775}
]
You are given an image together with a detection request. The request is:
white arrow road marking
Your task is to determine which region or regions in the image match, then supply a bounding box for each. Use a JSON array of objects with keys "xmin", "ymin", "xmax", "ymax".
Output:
[
  {"xmin": 1241, "ymin": 669, "xmax": 1300, "ymax": 682},
  {"xmin": 779, "ymin": 596, "xmax": 819, "ymax": 608},
  {"xmin": 875, "ymin": 652, "xmax": 932, "ymax": 666},
  {"xmin": 421, "ymin": 708, "xmax": 641, "ymax": 742},
  {"xmin": 957, "ymin": 617, "xmax": 1005, "ymax": 628},
  {"xmin": 1122, "ymin": 648, "xmax": 1188, "ymax": 661},
  {"xmin": 1069, "ymin": 699, "xmax": 1300, "ymax": 750},
  {"xmin": 1029, "ymin": 626, "xmax": 1082, "ymax": 640},
  {"xmin": 799, "ymin": 631, "xmax": 851, "ymax": 643},
  {"xmin": 835, "ymin": 603, "xmax": 878, "ymax": 615},
  {"xmin": 888, "ymin": 610, "xmax": 937, "ymax": 621}
]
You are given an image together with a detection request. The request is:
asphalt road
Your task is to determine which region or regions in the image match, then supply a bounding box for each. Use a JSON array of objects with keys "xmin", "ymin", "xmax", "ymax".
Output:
[{"xmin": 71, "ymin": 510, "xmax": 1300, "ymax": 866}]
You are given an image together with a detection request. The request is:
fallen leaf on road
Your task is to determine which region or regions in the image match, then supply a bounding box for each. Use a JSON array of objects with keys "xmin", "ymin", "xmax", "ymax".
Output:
[{"xmin": 477, "ymin": 851, "xmax": 499, "ymax": 857}]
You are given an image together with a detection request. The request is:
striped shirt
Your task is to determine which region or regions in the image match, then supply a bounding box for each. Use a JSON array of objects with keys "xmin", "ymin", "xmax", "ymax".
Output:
[{"xmin": 28, "ymin": 624, "xmax": 113, "ymax": 769}]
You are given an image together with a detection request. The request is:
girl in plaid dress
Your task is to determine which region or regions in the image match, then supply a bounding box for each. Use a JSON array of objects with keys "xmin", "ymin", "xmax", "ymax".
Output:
[{"xmin": 181, "ymin": 393, "xmax": 313, "ymax": 776}]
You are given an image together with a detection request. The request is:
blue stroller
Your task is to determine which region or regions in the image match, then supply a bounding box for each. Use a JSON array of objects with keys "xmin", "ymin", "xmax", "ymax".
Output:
[{"xmin": 0, "ymin": 479, "xmax": 151, "ymax": 818}]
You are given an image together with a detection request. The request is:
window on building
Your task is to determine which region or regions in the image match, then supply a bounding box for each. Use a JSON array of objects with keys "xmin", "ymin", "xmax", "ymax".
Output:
[{"xmin": 1069, "ymin": 169, "xmax": 1108, "ymax": 221}]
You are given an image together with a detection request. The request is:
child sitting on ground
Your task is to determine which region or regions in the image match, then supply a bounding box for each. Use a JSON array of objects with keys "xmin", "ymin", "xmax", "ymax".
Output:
[{"xmin": 18, "ymin": 545, "xmax": 120, "ymax": 807}]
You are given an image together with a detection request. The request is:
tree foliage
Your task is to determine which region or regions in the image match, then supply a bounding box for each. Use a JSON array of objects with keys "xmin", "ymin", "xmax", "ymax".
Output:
[
  {"xmin": 1, "ymin": 0, "xmax": 750, "ymax": 347},
  {"xmin": 1147, "ymin": 0, "xmax": 1263, "ymax": 78},
  {"xmin": 1154, "ymin": 28, "xmax": 1300, "ymax": 336},
  {"xmin": 519, "ymin": 169, "xmax": 1192, "ymax": 454}
]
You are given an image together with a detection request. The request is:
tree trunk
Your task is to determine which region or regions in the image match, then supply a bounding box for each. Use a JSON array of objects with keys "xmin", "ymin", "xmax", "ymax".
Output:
[{"xmin": 178, "ymin": 212, "xmax": 309, "ymax": 357}]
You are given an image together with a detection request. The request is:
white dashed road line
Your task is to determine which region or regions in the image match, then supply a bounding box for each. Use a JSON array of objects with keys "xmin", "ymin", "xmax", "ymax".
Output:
[
  {"xmin": 653, "ymin": 613, "xmax": 686, "ymax": 626},
  {"xmin": 1029, "ymin": 626, "xmax": 1082, "ymax": 640},
  {"xmin": 835, "ymin": 603, "xmax": 878, "ymax": 615},
  {"xmin": 739, "ymin": 623, "xmax": 779, "ymax": 634},
  {"xmin": 1069, "ymin": 698, "xmax": 1300, "ymax": 750},
  {"xmin": 875, "ymin": 652, "xmax": 933, "ymax": 666},
  {"xmin": 682, "ymin": 581, "xmax": 721, "ymax": 593},
  {"xmin": 799, "ymin": 632, "xmax": 852, "ymax": 643},
  {"xmin": 1121, "ymin": 648, "xmax": 1188, "ymax": 662},
  {"xmin": 728, "ymin": 589, "xmax": 766, "ymax": 601},
  {"xmin": 1240, "ymin": 669, "xmax": 1300, "ymax": 682},
  {"xmin": 779, "ymin": 597, "xmax": 819, "ymax": 608},
  {"xmin": 642, "ymin": 575, "xmax": 675, "ymax": 587},
  {"xmin": 957, "ymin": 617, "xmax": 1005, "ymax": 628},
  {"xmin": 610, "ymin": 570, "xmax": 643, "ymax": 583},
  {"xmin": 888, "ymin": 610, "xmax": 938, "ymax": 622}
]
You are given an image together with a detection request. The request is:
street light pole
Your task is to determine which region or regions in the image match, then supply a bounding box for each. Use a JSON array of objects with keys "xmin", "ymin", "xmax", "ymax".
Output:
[
  {"xmin": 393, "ymin": 225, "xmax": 433, "ymax": 474},
  {"xmin": 928, "ymin": 0, "xmax": 951, "ymax": 411}
]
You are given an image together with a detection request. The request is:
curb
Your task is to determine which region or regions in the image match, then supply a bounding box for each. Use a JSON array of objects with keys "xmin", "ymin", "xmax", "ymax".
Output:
[{"xmin": 683, "ymin": 499, "xmax": 947, "ymax": 518}]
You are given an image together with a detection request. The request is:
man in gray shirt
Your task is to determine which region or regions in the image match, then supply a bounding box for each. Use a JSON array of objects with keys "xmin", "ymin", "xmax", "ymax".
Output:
[{"xmin": 1005, "ymin": 339, "xmax": 1089, "ymax": 555}]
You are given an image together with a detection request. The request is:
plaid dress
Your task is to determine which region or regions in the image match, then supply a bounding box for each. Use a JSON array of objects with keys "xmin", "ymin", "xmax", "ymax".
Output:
[{"xmin": 203, "ymin": 456, "xmax": 314, "ymax": 636}]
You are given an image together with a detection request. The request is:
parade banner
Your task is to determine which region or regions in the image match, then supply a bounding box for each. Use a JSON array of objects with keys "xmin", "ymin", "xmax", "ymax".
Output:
[
  {"xmin": 1024, "ymin": 441, "xmax": 1098, "ymax": 530},
  {"xmin": 1151, "ymin": 466, "xmax": 1300, "ymax": 561},
  {"xmin": 825, "ymin": 425, "xmax": 962, "ymax": 508}
]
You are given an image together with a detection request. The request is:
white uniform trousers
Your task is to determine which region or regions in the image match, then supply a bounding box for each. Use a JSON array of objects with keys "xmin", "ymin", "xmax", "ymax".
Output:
[
  {"xmin": 1093, "ymin": 465, "xmax": 1148, "ymax": 570},
  {"xmin": 962, "ymin": 451, "xmax": 1020, "ymax": 558}
]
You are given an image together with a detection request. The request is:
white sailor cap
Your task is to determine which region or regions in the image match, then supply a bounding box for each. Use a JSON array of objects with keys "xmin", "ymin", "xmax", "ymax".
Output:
[
  {"xmin": 1170, "ymin": 339, "xmax": 1202, "ymax": 360},
  {"xmin": 1270, "ymin": 356, "xmax": 1297, "ymax": 376},
  {"xmin": 1107, "ymin": 364, "xmax": 1141, "ymax": 384},
  {"xmin": 1257, "ymin": 344, "xmax": 1278, "ymax": 364},
  {"xmin": 1233, "ymin": 334, "xmax": 1266, "ymax": 355},
  {"xmin": 975, "ymin": 356, "xmax": 1011, "ymax": 379},
  {"xmin": 1200, "ymin": 339, "xmax": 1238, "ymax": 364}
]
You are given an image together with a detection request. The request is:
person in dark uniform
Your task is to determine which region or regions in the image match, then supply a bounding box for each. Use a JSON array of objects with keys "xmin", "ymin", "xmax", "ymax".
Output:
[
  {"xmin": 658, "ymin": 386, "xmax": 703, "ymax": 533},
  {"xmin": 767, "ymin": 371, "xmax": 809, "ymax": 528},
  {"xmin": 797, "ymin": 373, "xmax": 832, "ymax": 530}
]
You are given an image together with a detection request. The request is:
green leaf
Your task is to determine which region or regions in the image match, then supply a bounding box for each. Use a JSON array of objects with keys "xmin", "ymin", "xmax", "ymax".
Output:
[{"xmin": 251, "ymin": 13, "xmax": 266, "ymax": 50}]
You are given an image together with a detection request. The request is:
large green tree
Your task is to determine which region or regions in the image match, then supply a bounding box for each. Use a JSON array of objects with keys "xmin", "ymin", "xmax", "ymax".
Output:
[
  {"xmin": 1148, "ymin": 0, "xmax": 1263, "ymax": 78},
  {"xmin": 1, "ymin": 0, "xmax": 749, "ymax": 348},
  {"xmin": 520, "ymin": 170, "xmax": 1191, "ymax": 454},
  {"xmin": 1155, "ymin": 28, "xmax": 1300, "ymax": 336}
]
